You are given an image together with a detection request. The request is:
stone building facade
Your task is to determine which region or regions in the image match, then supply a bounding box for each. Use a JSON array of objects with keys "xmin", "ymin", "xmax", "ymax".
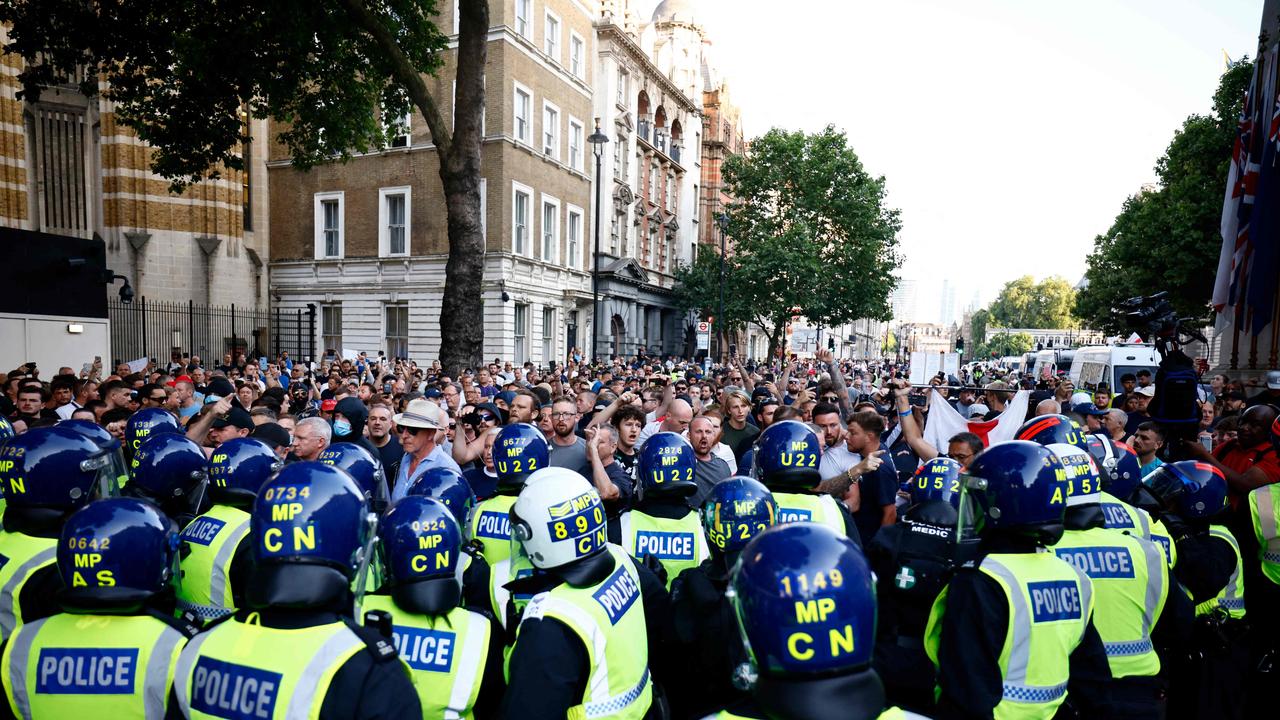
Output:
[
  {"xmin": 0, "ymin": 35, "xmax": 269, "ymax": 334},
  {"xmin": 268, "ymin": 0, "xmax": 597, "ymax": 364}
]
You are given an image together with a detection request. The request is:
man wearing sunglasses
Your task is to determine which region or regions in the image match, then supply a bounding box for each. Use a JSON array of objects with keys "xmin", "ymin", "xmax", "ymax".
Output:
[{"xmin": 390, "ymin": 398, "xmax": 462, "ymax": 501}]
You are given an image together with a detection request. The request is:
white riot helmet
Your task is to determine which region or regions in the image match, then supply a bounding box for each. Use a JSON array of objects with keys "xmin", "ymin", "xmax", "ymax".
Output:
[
  {"xmin": 510, "ymin": 467, "xmax": 608, "ymax": 570},
  {"xmin": 1047, "ymin": 443, "xmax": 1103, "ymax": 507}
]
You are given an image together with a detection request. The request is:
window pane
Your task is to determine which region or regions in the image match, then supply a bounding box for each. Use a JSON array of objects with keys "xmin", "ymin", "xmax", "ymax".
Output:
[{"xmin": 515, "ymin": 192, "xmax": 528, "ymax": 253}]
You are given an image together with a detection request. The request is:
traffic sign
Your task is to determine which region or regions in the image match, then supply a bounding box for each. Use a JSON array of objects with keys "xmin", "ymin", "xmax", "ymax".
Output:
[{"xmin": 696, "ymin": 321, "xmax": 711, "ymax": 333}]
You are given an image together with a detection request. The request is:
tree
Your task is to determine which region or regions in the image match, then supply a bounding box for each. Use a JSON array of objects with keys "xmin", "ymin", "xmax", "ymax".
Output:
[
  {"xmin": 1, "ymin": 0, "xmax": 490, "ymax": 374},
  {"xmin": 674, "ymin": 127, "xmax": 902, "ymax": 359},
  {"xmin": 970, "ymin": 308, "xmax": 991, "ymax": 347},
  {"xmin": 987, "ymin": 276, "xmax": 1080, "ymax": 329},
  {"xmin": 1074, "ymin": 59, "xmax": 1254, "ymax": 333},
  {"xmin": 981, "ymin": 332, "xmax": 1034, "ymax": 359}
]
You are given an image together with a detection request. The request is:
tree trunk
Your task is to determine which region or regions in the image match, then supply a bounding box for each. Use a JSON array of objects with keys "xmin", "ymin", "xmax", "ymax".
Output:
[
  {"xmin": 436, "ymin": 0, "xmax": 489, "ymax": 375},
  {"xmin": 766, "ymin": 321, "xmax": 785, "ymax": 363}
]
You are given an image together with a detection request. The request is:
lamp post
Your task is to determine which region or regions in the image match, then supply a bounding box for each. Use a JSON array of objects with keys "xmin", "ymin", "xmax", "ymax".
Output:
[
  {"xmin": 588, "ymin": 119, "xmax": 609, "ymax": 364},
  {"xmin": 717, "ymin": 212, "xmax": 728, "ymax": 361}
]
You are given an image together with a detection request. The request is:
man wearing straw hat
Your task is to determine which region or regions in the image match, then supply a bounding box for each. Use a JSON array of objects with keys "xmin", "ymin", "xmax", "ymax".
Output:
[{"xmin": 390, "ymin": 397, "xmax": 462, "ymax": 501}]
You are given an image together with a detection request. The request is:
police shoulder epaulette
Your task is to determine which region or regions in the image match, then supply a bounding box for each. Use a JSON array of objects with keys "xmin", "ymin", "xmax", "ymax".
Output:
[
  {"xmin": 144, "ymin": 607, "xmax": 205, "ymax": 639},
  {"xmin": 342, "ymin": 616, "xmax": 399, "ymax": 663}
]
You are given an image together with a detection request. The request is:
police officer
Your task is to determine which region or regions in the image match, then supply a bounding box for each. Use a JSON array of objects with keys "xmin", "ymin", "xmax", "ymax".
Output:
[
  {"xmin": 924, "ymin": 440, "xmax": 1113, "ymax": 719},
  {"xmin": 501, "ymin": 467, "xmax": 668, "ymax": 719},
  {"xmin": 0, "ymin": 426, "xmax": 123, "ymax": 642},
  {"xmin": 0, "ymin": 497, "xmax": 198, "ymax": 718},
  {"xmin": 868, "ymin": 457, "xmax": 973, "ymax": 714},
  {"xmin": 175, "ymin": 437, "xmax": 280, "ymax": 622},
  {"xmin": 1048, "ymin": 443, "xmax": 1188, "ymax": 718},
  {"xmin": 403, "ymin": 467, "xmax": 495, "ymax": 623},
  {"xmin": 1139, "ymin": 460, "xmax": 1245, "ymax": 720},
  {"xmin": 124, "ymin": 407, "xmax": 182, "ymax": 462},
  {"xmin": 1015, "ymin": 413, "xmax": 1089, "ymax": 451},
  {"xmin": 610, "ymin": 432, "xmax": 708, "ymax": 588},
  {"xmin": 470, "ymin": 423, "xmax": 548, "ymax": 568},
  {"xmin": 1238, "ymin": 415, "xmax": 1280, "ymax": 716},
  {"xmin": 666, "ymin": 477, "xmax": 777, "ymax": 718},
  {"xmin": 407, "ymin": 466, "xmax": 478, "ymax": 528},
  {"xmin": 1086, "ymin": 434, "xmax": 1179, "ymax": 569},
  {"xmin": 753, "ymin": 421, "xmax": 861, "ymax": 547},
  {"xmin": 708, "ymin": 522, "xmax": 924, "ymax": 719},
  {"xmin": 171, "ymin": 462, "xmax": 420, "ymax": 719},
  {"xmin": 363, "ymin": 496, "xmax": 505, "ymax": 718},
  {"xmin": 128, "ymin": 433, "xmax": 210, "ymax": 528},
  {"xmin": 318, "ymin": 442, "xmax": 391, "ymax": 513}
]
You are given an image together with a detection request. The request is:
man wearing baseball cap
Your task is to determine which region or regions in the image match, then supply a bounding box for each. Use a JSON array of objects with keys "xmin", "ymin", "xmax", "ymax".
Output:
[
  {"xmin": 390, "ymin": 397, "xmax": 462, "ymax": 501},
  {"xmin": 1245, "ymin": 369, "xmax": 1280, "ymax": 408}
]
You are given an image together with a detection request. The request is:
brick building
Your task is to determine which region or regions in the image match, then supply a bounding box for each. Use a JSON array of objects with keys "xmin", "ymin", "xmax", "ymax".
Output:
[{"xmin": 268, "ymin": 0, "xmax": 596, "ymax": 364}]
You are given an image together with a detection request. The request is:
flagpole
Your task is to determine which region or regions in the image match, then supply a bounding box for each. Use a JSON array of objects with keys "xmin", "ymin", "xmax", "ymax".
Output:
[
  {"xmin": 1248, "ymin": 307, "xmax": 1259, "ymax": 370},
  {"xmin": 1232, "ymin": 318, "xmax": 1241, "ymax": 370},
  {"xmin": 1270, "ymin": 283, "xmax": 1279, "ymax": 369}
]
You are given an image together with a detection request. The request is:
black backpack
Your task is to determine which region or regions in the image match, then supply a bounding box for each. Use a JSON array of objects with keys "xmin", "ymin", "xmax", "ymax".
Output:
[{"xmin": 1149, "ymin": 348, "xmax": 1201, "ymax": 428}]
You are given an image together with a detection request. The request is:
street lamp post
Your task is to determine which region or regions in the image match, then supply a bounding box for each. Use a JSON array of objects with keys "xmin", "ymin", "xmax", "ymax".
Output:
[
  {"xmin": 588, "ymin": 119, "xmax": 609, "ymax": 364},
  {"xmin": 717, "ymin": 212, "xmax": 727, "ymax": 361}
]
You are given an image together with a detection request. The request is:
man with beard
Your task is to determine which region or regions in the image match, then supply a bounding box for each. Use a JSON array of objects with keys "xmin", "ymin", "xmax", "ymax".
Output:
[
  {"xmin": 547, "ymin": 397, "xmax": 590, "ymax": 477},
  {"xmin": 366, "ymin": 403, "xmax": 402, "ymax": 479}
]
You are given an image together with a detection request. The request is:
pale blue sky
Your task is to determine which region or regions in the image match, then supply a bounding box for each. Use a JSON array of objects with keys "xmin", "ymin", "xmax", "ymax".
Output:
[{"xmin": 642, "ymin": 0, "xmax": 1266, "ymax": 322}]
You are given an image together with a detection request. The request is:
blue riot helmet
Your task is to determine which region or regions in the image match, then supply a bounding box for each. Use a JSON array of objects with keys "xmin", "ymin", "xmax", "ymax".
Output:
[
  {"xmin": 906, "ymin": 457, "xmax": 964, "ymax": 527},
  {"xmin": 728, "ymin": 523, "xmax": 881, "ymax": 713},
  {"xmin": 57, "ymin": 498, "xmax": 180, "ymax": 612},
  {"xmin": 0, "ymin": 416, "xmax": 12, "ymax": 442},
  {"xmin": 638, "ymin": 432, "xmax": 697, "ymax": 501},
  {"xmin": 124, "ymin": 407, "xmax": 182, "ymax": 458},
  {"xmin": 700, "ymin": 477, "xmax": 777, "ymax": 557},
  {"xmin": 752, "ymin": 421, "xmax": 822, "ymax": 491},
  {"xmin": 1047, "ymin": 443, "xmax": 1103, "ymax": 508},
  {"xmin": 57, "ymin": 418, "xmax": 128, "ymax": 491},
  {"xmin": 407, "ymin": 467, "xmax": 477, "ymax": 529},
  {"xmin": 248, "ymin": 461, "xmax": 375, "ymax": 609},
  {"xmin": 378, "ymin": 496, "xmax": 466, "ymax": 615},
  {"xmin": 318, "ymin": 442, "xmax": 390, "ymax": 512},
  {"xmin": 127, "ymin": 434, "xmax": 209, "ymax": 520},
  {"xmin": 208, "ymin": 437, "xmax": 282, "ymax": 506},
  {"xmin": 1015, "ymin": 414, "xmax": 1089, "ymax": 452},
  {"xmin": 0, "ymin": 426, "xmax": 122, "ymax": 530},
  {"xmin": 493, "ymin": 423, "xmax": 549, "ymax": 490},
  {"xmin": 1084, "ymin": 434, "xmax": 1141, "ymax": 501},
  {"xmin": 1142, "ymin": 461, "xmax": 1229, "ymax": 521},
  {"xmin": 957, "ymin": 440, "xmax": 1069, "ymax": 545}
]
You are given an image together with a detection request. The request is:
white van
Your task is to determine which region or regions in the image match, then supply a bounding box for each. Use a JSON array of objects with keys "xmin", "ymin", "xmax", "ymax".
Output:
[
  {"xmin": 1069, "ymin": 345, "xmax": 1159, "ymax": 391},
  {"xmin": 1031, "ymin": 349, "xmax": 1058, "ymax": 380},
  {"xmin": 1001, "ymin": 355, "xmax": 1025, "ymax": 372}
]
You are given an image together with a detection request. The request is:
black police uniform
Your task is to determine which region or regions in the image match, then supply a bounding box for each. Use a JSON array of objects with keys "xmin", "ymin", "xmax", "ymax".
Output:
[
  {"xmin": 164, "ymin": 605, "xmax": 420, "ymax": 720},
  {"xmin": 868, "ymin": 501, "xmax": 969, "ymax": 714},
  {"xmin": 665, "ymin": 555, "xmax": 750, "ymax": 719},
  {"xmin": 932, "ymin": 534, "xmax": 1115, "ymax": 720},
  {"xmin": 500, "ymin": 551, "xmax": 672, "ymax": 720}
]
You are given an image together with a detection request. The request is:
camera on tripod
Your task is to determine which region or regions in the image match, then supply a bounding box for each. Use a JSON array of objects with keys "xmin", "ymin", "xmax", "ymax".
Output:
[{"xmin": 1114, "ymin": 291, "xmax": 1206, "ymax": 358}]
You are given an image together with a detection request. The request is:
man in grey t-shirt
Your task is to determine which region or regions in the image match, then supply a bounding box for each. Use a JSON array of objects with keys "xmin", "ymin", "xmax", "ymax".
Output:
[
  {"xmin": 547, "ymin": 397, "xmax": 591, "ymax": 478},
  {"xmin": 690, "ymin": 414, "xmax": 732, "ymax": 508}
]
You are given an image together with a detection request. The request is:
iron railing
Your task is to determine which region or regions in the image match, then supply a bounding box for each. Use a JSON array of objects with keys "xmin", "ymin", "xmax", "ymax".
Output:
[{"xmin": 107, "ymin": 298, "xmax": 315, "ymax": 365}]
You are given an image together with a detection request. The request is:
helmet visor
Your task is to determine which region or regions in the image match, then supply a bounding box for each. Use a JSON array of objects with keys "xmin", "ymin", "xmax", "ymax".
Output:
[
  {"xmin": 954, "ymin": 473, "xmax": 986, "ymax": 543},
  {"xmin": 79, "ymin": 447, "xmax": 128, "ymax": 500}
]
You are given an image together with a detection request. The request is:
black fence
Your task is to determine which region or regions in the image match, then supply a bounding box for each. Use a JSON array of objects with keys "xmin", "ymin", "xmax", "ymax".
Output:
[{"xmin": 107, "ymin": 298, "xmax": 315, "ymax": 366}]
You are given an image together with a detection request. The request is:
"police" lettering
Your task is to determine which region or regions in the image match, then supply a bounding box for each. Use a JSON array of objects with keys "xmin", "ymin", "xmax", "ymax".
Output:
[
  {"xmin": 592, "ymin": 566, "xmax": 640, "ymax": 625},
  {"xmin": 36, "ymin": 648, "xmax": 137, "ymax": 694},
  {"xmin": 1101, "ymin": 504, "xmax": 1135, "ymax": 529},
  {"xmin": 1027, "ymin": 580, "xmax": 1083, "ymax": 623},
  {"xmin": 777, "ymin": 507, "xmax": 812, "ymax": 523},
  {"xmin": 190, "ymin": 656, "xmax": 281, "ymax": 720},
  {"xmin": 392, "ymin": 627, "xmax": 455, "ymax": 672},
  {"xmin": 182, "ymin": 517, "xmax": 227, "ymax": 547},
  {"xmin": 1054, "ymin": 546, "xmax": 1135, "ymax": 579},
  {"xmin": 634, "ymin": 530, "xmax": 694, "ymax": 560},
  {"xmin": 474, "ymin": 511, "xmax": 510, "ymax": 540}
]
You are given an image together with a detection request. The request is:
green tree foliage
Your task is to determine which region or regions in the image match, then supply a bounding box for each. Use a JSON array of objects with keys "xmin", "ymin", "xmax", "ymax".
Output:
[
  {"xmin": 674, "ymin": 127, "xmax": 902, "ymax": 359},
  {"xmin": 1, "ymin": 0, "xmax": 491, "ymax": 373},
  {"xmin": 988, "ymin": 276, "xmax": 1080, "ymax": 329},
  {"xmin": 977, "ymin": 332, "xmax": 1034, "ymax": 359},
  {"xmin": 970, "ymin": 308, "xmax": 991, "ymax": 347},
  {"xmin": 1074, "ymin": 59, "xmax": 1254, "ymax": 334}
]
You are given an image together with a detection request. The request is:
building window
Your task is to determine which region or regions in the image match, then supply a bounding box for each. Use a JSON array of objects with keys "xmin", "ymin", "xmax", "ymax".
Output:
[
  {"xmin": 514, "ymin": 82, "xmax": 532, "ymax": 144},
  {"xmin": 30, "ymin": 104, "xmax": 92, "ymax": 237},
  {"xmin": 544, "ymin": 11, "xmax": 560, "ymax": 60},
  {"xmin": 514, "ymin": 304, "xmax": 529, "ymax": 365},
  {"xmin": 568, "ymin": 118, "xmax": 583, "ymax": 171},
  {"xmin": 541, "ymin": 195, "xmax": 559, "ymax": 263},
  {"xmin": 542, "ymin": 307, "xmax": 556, "ymax": 361},
  {"xmin": 385, "ymin": 303, "xmax": 409, "ymax": 360},
  {"xmin": 321, "ymin": 304, "xmax": 343, "ymax": 354},
  {"xmin": 616, "ymin": 69, "xmax": 628, "ymax": 107},
  {"xmin": 241, "ymin": 120, "xmax": 253, "ymax": 232},
  {"xmin": 515, "ymin": 0, "xmax": 531, "ymax": 38},
  {"xmin": 313, "ymin": 191, "xmax": 344, "ymax": 259},
  {"xmin": 648, "ymin": 165, "xmax": 658, "ymax": 203},
  {"xmin": 379, "ymin": 186, "xmax": 411, "ymax": 256},
  {"xmin": 385, "ymin": 106, "xmax": 411, "ymax": 148},
  {"xmin": 542, "ymin": 101, "xmax": 559, "ymax": 158},
  {"xmin": 613, "ymin": 135, "xmax": 625, "ymax": 180},
  {"xmin": 666, "ymin": 172, "xmax": 675, "ymax": 211},
  {"xmin": 567, "ymin": 206, "xmax": 583, "ymax": 269},
  {"xmin": 513, "ymin": 182, "xmax": 532, "ymax": 256},
  {"xmin": 569, "ymin": 33, "xmax": 584, "ymax": 77}
]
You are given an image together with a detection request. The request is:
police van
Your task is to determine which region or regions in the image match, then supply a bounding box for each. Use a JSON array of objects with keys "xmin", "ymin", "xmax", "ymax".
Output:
[{"xmin": 1068, "ymin": 344, "xmax": 1158, "ymax": 392}]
